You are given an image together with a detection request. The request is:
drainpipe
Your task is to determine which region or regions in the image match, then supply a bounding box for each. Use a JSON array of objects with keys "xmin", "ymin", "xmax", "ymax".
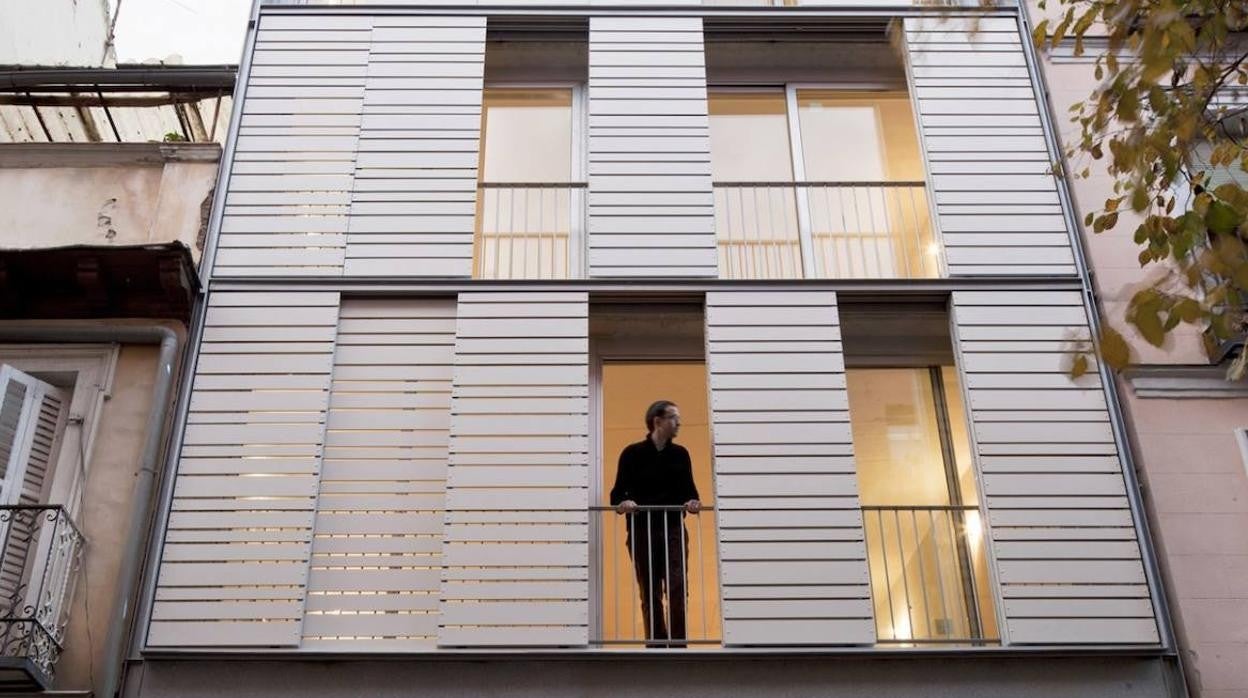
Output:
[{"xmin": 0, "ymin": 324, "xmax": 181, "ymax": 698}]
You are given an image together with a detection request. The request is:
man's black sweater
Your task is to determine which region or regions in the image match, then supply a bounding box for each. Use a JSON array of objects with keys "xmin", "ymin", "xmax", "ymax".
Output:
[{"xmin": 610, "ymin": 435, "xmax": 700, "ymax": 507}]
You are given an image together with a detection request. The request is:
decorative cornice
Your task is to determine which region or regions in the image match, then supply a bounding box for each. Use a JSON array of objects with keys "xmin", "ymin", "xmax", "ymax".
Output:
[{"xmin": 1123, "ymin": 365, "xmax": 1248, "ymax": 398}]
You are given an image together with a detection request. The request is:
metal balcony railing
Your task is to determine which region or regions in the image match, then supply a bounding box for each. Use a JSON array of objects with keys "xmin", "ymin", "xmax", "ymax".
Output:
[
  {"xmin": 713, "ymin": 181, "xmax": 940, "ymax": 280},
  {"xmin": 862, "ymin": 505, "xmax": 996, "ymax": 646},
  {"xmin": 474, "ymin": 182, "xmax": 586, "ymax": 280},
  {"xmin": 0, "ymin": 505, "xmax": 84, "ymax": 687},
  {"xmin": 591, "ymin": 505, "xmax": 720, "ymax": 649}
]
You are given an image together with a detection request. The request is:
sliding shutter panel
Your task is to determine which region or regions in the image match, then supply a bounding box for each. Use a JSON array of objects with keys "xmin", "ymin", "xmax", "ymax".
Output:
[
  {"xmin": 706, "ymin": 291, "xmax": 874, "ymax": 646},
  {"xmin": 302, "ymin": 299, "xmax": 455, "ymax": 650},
  {"xmin": 588, "ymin": 17, "xmax": 717, "ymax": 278},
  {"xmin": 345, "ymin": 17, "xmax": 486, "ymax": 277},
  {"xmin": 903, "ymin": 16, "xmax": 1077, "ymax": 276},
  {"xmin": 950, "ymin": 291, "xmax": 1159, "ymax": 644},
  {"xmin": 150, "ymin": 292, "xmax": 340, "ymax": 648},
  {"xmin": 219, "ymin": 15, "xmax": 369, "ymax": 277},
  {"xmin": 439, "ymin": 292, "xmax": 589, "ymax": 646}
]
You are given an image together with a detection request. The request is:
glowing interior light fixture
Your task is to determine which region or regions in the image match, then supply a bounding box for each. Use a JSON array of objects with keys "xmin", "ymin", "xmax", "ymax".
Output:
[{"xmin": 926, "ymin": 243, "xmax": 941, "ymax": 256}]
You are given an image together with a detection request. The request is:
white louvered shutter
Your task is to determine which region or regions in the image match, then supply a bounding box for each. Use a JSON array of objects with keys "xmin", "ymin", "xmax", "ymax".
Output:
[
  {"xmin": 439, "ymin": 292, "xmax": 590, "ymax": 647},
  {"xmin": 0, "ymin": 366, "xmax": 68, "ymax": 614},
  {"xmin": 705, "ymin": 291, "xmax": 874, "ymax": 646},
  {"xmin": 950, "ymin": 291, "xmax": 1159, "ymax": 644},
  {"xmin": 902, "ymin": 16, "xmax": 1076, "ymax": 276},
  {"xmin": 587, "ymin": 17, "xmax": 718, "ymax": 277},
  {"xmin": 149, "ymin": 292, "xmax": 340, "ymax": 648}
]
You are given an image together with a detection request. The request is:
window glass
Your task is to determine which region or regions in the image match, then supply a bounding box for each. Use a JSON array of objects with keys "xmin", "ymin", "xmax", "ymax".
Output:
[
  {"xmin": 708, "ymin": 92, "xmax": 794, "ymax": 182},
  {"xmin": 796, "ymin": 90, "xmax": 923, "ymax": 181},
  {"xmin": 847, "ymin": 367, "xmax": 953, "ymax": 506},
  {"xmin": 479, "ymin": 88, "xmax": 573, "ymax": 182}
]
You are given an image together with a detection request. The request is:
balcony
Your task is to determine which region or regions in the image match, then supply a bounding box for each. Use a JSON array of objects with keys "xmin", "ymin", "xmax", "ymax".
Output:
[
  {"xmin": 714, "ymin": 181, "xmax": 938, "ymax": 279},
  {"xmin": 592, "ymin": 505, "xmax": 721, "ymax": 649},
  {"xmin": 0, "ymin": 505, "xmax": 84, "ymax": 690},
  {"xmin": 473, "ymin": 183, "xmax": 586, "ymax": 280},
  {"xmin": 863, "ymin": 505, "xmax": 996, "ymax": 646}
]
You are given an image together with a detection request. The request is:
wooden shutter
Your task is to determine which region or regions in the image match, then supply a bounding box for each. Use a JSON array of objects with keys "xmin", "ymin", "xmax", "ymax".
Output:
[
  {"xmin": 950, "ymin": 290, "xmax": 1159, "ymax": 644},
  {"xmin": 302, "ymin": 298, "xmax": 455, "ymax": 650},
  {"xmin": 218, "ymin": 15, "xmax": 369, "ymax": 277},
  {"xmin": 587, "ymin": 17, "xmax": 718, "ymax": 278},
  {"xmin": 344, "ymin": 16, "xmax": 485, "ymax": 277},
  {"xmin": 149, "ymin": 292, "xmax": 340, "ymax": 648},
  {"xmin": 902, "ymin": 16, "xmax": 1077, "ymax": 276},
  {"xmin": 706, "ymin": 291, "xmax": 874, "ymax": 646},
  {"xmin": 0, "ymin": 367, "xmax": 68, "ymax": 610},
  {"xmin": 439, "ymin": 292, "xmax": 589, "ymax": 646}
]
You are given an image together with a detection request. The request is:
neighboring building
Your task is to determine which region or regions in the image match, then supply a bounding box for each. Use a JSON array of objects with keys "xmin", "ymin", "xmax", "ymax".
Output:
[
  {"xmin": 117, "ymin": 1, "xmax": 1186, "ymax": 696},
  {"xmin": 0, "ymin": 66, "xmax": 234, "ymax": 694},
  {"xmin": 1031, "ymin": 11, "xmax": 1248, "ymax": 698},
  {"xmin": 0, "ymin": 0, "xmax": 113, "ymax": 67}
]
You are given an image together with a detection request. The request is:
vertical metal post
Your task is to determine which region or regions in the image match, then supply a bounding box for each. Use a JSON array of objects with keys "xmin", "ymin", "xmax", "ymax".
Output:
[{"xmin": 930, "ymin": 368, "xmax": 984, "ymax": 642}]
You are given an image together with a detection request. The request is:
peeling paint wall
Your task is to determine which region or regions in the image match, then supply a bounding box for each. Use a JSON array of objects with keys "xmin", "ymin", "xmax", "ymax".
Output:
[
  {"xmin": 0, "ymin": 154, "xmax": 220, "ymax": 263},
  {"xmin": 0, "ymin": 0, "xmax": 112, "ymax": 67}
]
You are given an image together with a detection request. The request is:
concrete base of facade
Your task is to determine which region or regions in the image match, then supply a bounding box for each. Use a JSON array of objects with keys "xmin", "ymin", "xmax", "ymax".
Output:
[{"xmin": 124, "ymin": 654, "xmax": 1184, "ymax": 698}]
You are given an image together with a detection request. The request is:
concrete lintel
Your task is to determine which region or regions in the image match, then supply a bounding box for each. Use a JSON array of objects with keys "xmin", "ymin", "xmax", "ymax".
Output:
[{"xmin": 0, "ymin": 142, "xmax": 222, "ymax": 168}]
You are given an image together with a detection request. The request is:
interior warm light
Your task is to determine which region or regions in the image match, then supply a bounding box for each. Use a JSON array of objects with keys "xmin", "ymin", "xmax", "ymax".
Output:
[{"xmin": 964, "ymin": 510, "xmax": 983, "ymax": 543}]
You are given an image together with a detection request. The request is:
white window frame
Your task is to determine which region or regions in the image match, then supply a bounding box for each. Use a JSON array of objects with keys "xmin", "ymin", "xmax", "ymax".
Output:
[{"xmin": 0, "ymin": 344, "xmax": 119, "ymax": 518}]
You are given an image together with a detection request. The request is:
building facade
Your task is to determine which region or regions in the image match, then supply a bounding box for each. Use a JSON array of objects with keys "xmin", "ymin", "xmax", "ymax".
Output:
[{"xmin": 123, "ymin": 1, "xmax": 1185, "ymax": 696}]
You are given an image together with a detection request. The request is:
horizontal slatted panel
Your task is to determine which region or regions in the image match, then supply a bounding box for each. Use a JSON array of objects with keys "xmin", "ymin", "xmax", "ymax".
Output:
[
  {"xmin": 903, "ymin": 16, "xmax": 1077, "ymax": 276},
  {"xmin": 150, "ymin": 291, "xmax": 340, "ymax": 648},
  {"xmin": 345, "ymin": 16, "xmax": 484, "ymax": 277},
  {"xmin": 302, "ymin": 298, "xmax": 455, "ymax": 651},
  {"xmin": 218, "ymin": 16, "xmax": 367, "ymax": 277},
  {"xmin": 706, "ymin": 291, "xmax": 874, "ymax": 646},
  {"xmin": 587, "ymin": 17, "xmax": 717, "ymax": 277},
  {"xmin": 950, "ymin": 290, "xmax": 1158, "ymax": 645},
  {"xmin": 439, "ymin": 292, "xmax": 590, "ymax": 647}
]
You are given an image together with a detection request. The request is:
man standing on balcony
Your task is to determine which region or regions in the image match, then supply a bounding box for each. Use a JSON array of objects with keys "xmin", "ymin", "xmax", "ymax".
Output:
[{"xmin": 611, "ymin": 400, "xmax": 701, "ymax": 647}]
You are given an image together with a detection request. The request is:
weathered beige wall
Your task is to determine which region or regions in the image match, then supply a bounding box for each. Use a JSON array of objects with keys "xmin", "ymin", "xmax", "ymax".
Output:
[
  {"xmin": 0, "ymin": 149, "xmax": 219, "ymax": 264},
  {"xmin": 52, "ymin": 342, "xmax": 165, "ymax": 694},
  {"xmin": 1032, "ymin": 14, "xmax": 1248, "ymax": 697}
]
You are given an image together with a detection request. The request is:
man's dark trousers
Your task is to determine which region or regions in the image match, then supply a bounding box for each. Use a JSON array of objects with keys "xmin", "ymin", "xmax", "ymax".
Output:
[{"xmin": 626, "ymin": 510, "xmax": 688, "ymax": 647}]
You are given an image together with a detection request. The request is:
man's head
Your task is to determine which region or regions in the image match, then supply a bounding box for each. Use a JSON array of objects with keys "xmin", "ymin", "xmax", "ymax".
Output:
[{"xmin": 645, "ymin": 400, "xmax": 681, "ymax": 442}]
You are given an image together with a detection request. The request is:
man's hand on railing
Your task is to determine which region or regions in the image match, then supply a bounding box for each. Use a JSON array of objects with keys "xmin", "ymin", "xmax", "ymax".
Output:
[
  {"xmin": 616, "ymin": 500, "xmax": 638, "ymax": 515},
  {"xmin": 685, "ymin": 499, "xmax": 701, "ymax": 514}
]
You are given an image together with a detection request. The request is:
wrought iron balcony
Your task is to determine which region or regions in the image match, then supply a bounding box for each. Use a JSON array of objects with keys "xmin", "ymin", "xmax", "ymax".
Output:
[{"xmin": 0, "ymin": 505, "xmax": 84, "ymax": 690}]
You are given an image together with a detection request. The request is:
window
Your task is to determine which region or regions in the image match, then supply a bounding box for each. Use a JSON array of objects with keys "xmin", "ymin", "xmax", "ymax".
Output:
[
  {"xmin": 474, "ymin": 87, "xmax": 585, "ymax": 279},
  {"xmin": 841, "ymin": 304, "xmax": 998, "ymax": 646},
  {"xmin": 708, "ymin": 87, "xmax": 938, "ymax": 280}
]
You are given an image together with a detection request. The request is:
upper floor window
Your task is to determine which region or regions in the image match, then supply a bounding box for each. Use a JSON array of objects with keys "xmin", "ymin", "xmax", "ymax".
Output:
[
  {"xmin": 474, "ymin": 87, "xmax": 585, "ymax": 280},
  {"xmin": 709, "ymin": 87, "xmax": 938, "ymax": 280}
]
